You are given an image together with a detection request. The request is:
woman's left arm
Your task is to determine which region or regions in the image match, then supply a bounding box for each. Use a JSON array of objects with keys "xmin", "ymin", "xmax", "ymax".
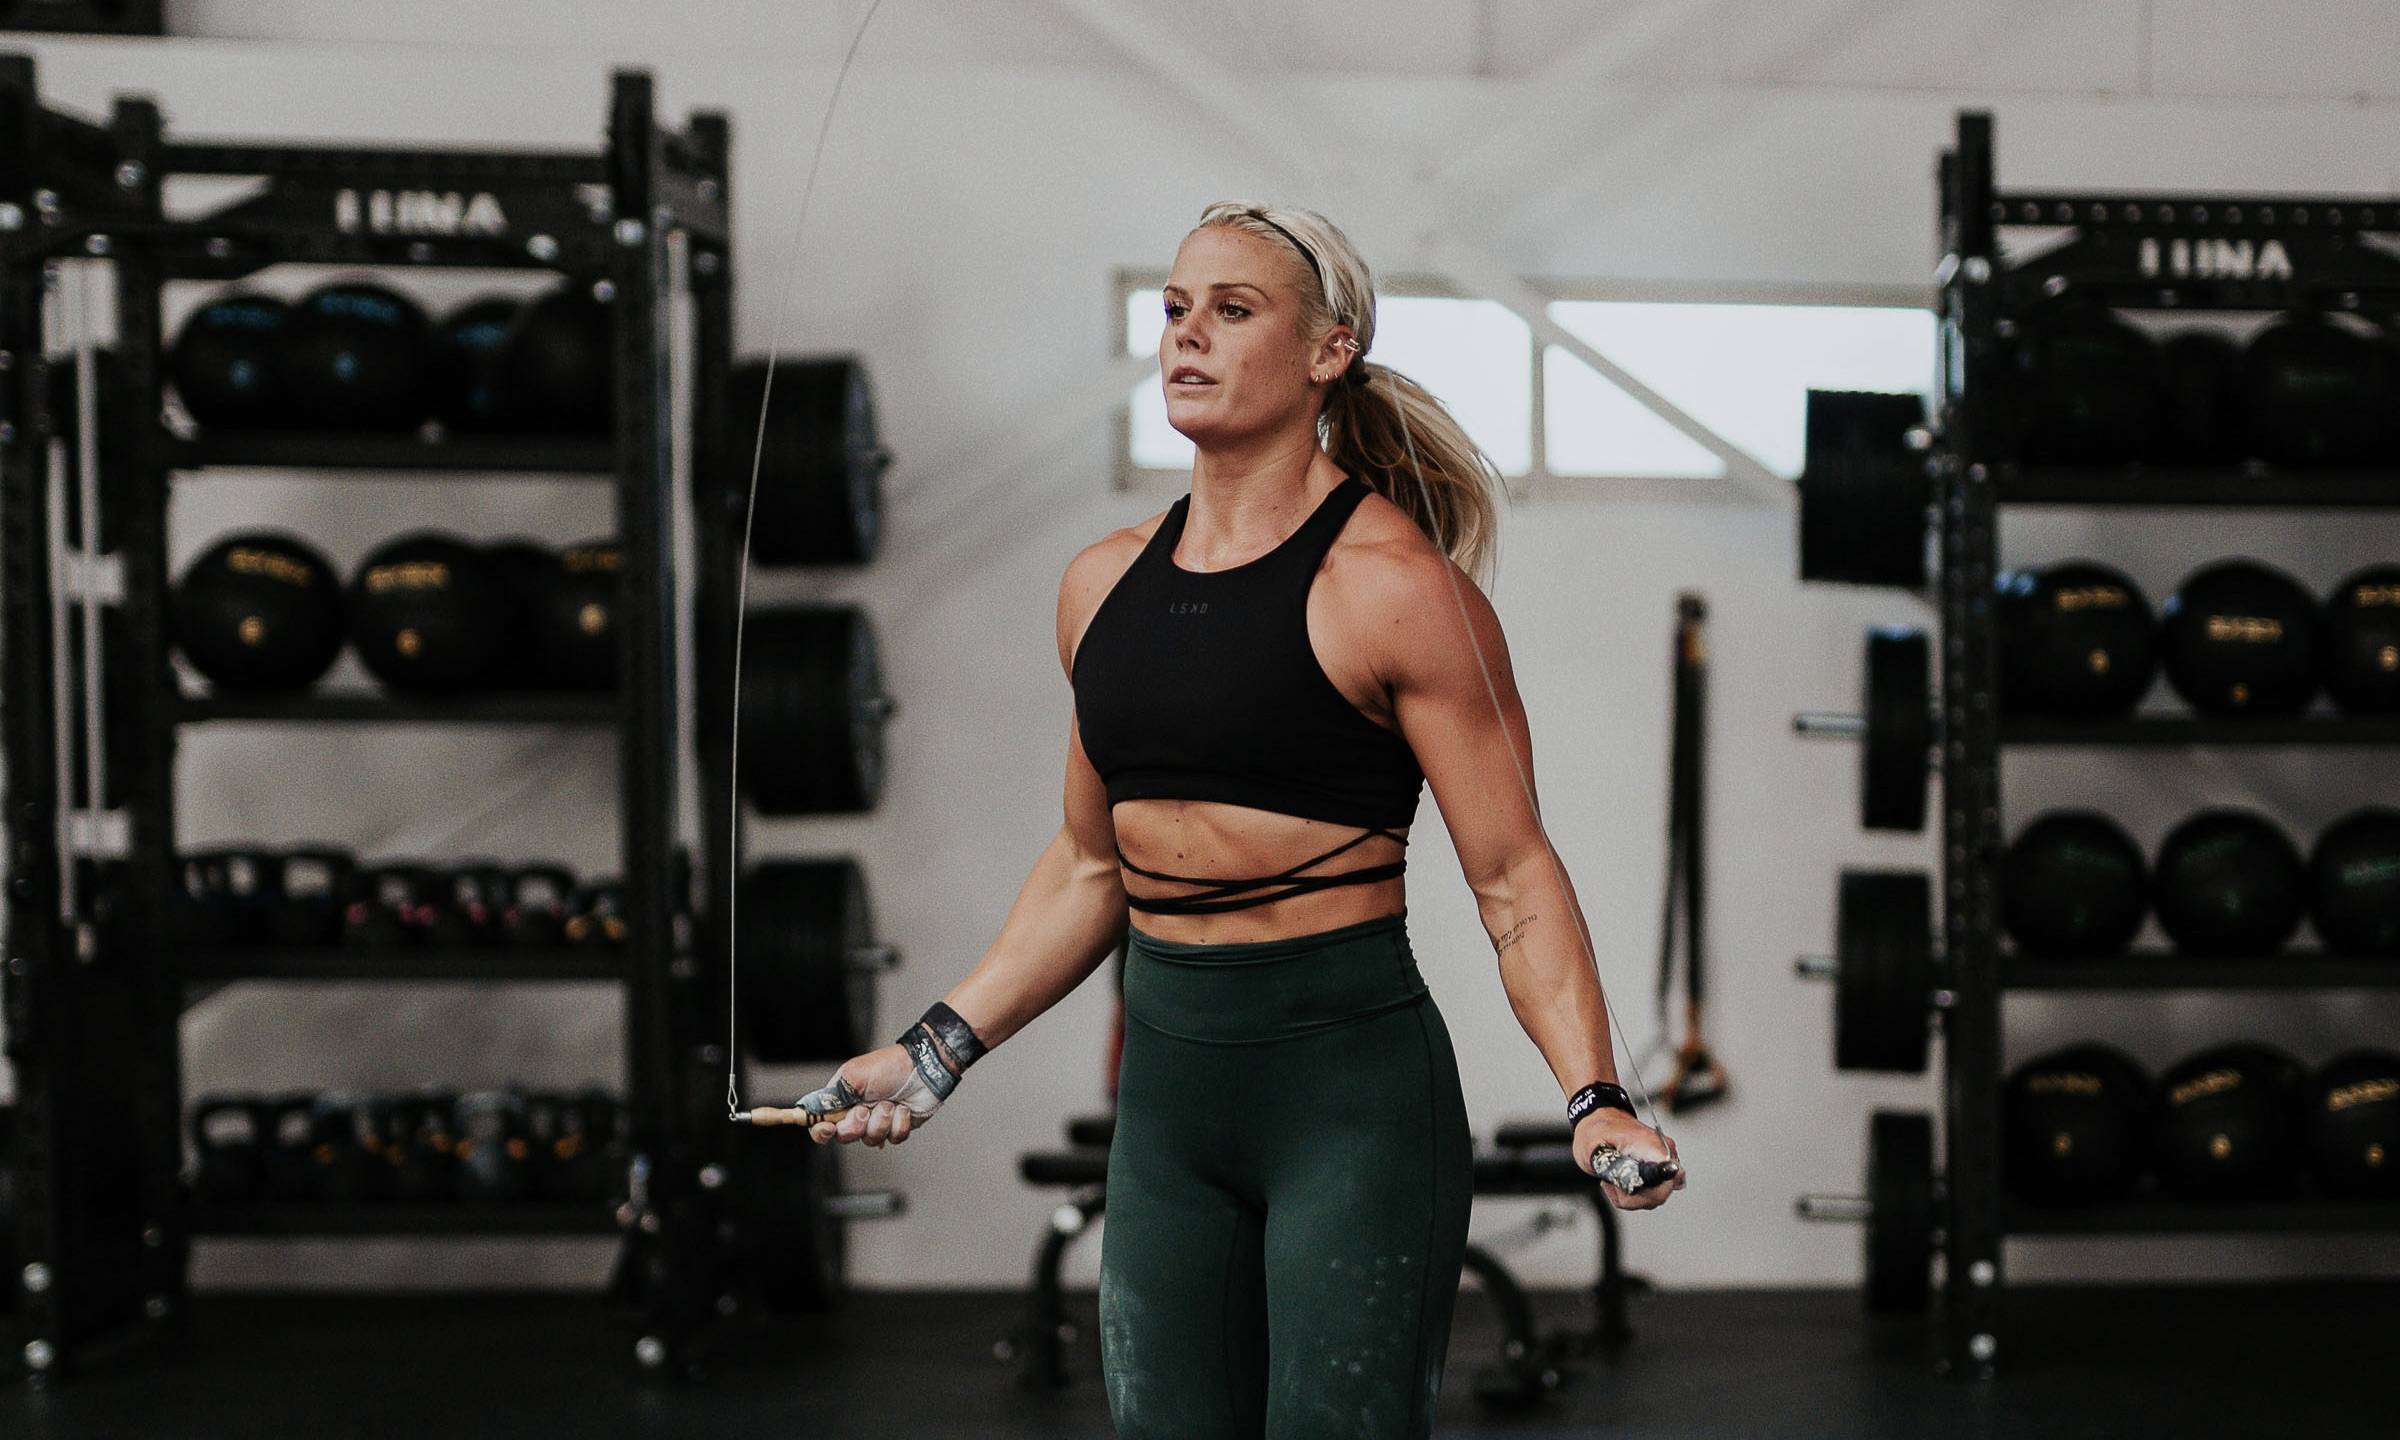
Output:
[{"xmin": 1363, "ymin": 547, "xmax": 1684, "ymax": 1211}]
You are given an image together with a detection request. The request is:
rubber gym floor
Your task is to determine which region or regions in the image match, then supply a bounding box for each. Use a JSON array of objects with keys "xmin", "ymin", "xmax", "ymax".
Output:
[{"xmin": 0, "ymin": 1280, "xmax": 2384, "ymax": 1438}]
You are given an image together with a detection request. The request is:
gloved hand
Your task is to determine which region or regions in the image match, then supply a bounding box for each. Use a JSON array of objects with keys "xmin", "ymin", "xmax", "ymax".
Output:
[{"xmin": 798, "ymin": 1039, "xmax": 948, "ymax": 1148}]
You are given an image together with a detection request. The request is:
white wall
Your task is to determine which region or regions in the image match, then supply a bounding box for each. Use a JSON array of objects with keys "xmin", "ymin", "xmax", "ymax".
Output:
[{"xmin": 3, "ymin": 1, "xmax": 2398, "ymax": 1295}]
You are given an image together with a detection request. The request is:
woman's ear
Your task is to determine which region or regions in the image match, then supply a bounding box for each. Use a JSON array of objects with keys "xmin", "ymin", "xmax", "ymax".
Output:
[{"xmin": 1315, "ymin": 328, "xmax": 1358, "ymax": 384}]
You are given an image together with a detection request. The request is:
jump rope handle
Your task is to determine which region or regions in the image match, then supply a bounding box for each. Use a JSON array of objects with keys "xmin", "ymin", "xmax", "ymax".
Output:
[
  {"xmin": 1588, "ymin": 1145, "xmax": 1682, "ymax": 1195},
  {"xmin": 734, "ymin": 1076, "xmax": 865, "ymax": 1128}
]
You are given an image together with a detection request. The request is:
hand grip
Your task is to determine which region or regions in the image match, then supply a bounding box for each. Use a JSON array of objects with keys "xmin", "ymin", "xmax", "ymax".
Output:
[
  {"xmin": 1590, "ymin": 1144, "xmax": 1682, "ymax": 1195},
  {"xmin": 733, "ymin": 1075, "xmax": 863, "ymax": 1128}
]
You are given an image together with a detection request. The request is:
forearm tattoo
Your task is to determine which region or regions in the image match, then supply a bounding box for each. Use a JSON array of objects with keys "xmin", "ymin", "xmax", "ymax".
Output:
[{"xmin": 1495, "ymin": 913, "xmax": 1538, "ymax": 956}]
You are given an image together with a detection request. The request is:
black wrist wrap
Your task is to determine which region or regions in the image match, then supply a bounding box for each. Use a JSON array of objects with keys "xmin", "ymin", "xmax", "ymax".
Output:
[
  {"xmin": 1567, "ymin": 1081, "xmax": 1635, "ymax": 1126},
  {"xmin": 894, "ymin": 1003, "xmax": 986, "ymax": 1102},
  {"xmin": 899, "ymin": 1025, "xmax": 959, "ymax": 1102},
  {"xmin": 919, "ymin": 1001, "xmax": 987, "ymax": 1072}
]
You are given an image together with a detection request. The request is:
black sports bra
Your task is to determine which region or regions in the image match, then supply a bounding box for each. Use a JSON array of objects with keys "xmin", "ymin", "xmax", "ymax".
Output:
[{"xmin": 1070, "ymin": 477, "xmax": 1425, "ymax": 914}]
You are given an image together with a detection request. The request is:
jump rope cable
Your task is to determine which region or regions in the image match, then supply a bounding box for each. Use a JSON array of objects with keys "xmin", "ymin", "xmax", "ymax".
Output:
[
  {"xmin": 718, "ymin": 1, "xmax": 1669, "ymax": 1159},
  {"xmin": 725, "ymin": 0, "xmax": 887, "ymax": 1121},
  {"xmin": 1382, "ymin": 392, "xmax": 1672, "ymax": 1149}
]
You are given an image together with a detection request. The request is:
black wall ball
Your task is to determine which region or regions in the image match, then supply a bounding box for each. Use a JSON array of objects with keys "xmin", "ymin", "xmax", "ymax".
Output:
[{"xmin": 171, "ymin": 531, "xmax": 349, "ymax": 694}]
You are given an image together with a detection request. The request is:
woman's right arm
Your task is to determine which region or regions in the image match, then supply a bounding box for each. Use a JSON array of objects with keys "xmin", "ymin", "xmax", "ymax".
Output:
[
  {"xmin": 805, "ymin": 540, "xmax": 1131, "ymax": 1144},
  {"xmin": 931, "ymin": 713, "xmax": 1126, "ymax": 1052}
]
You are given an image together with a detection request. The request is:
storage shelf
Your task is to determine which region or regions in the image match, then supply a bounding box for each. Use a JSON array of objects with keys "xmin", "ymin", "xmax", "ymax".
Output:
[
  {"xmin": 187, "ymin": 1201, "xmax": 619, "ymax": 1238},
  {"xmin": 2001, "ymin": 714, "xmax": 2400, "ymax": 747},
  {"xmin": 180, "ymin": 946, "xmax": 627, "ymax": 983},
  {"xmin": 1999, "ymin": 465, "xmax": 2400, "ymax": 508},
  {"xmin": 2001, "ymin": 953, "xmax": 2400, "ymax": 990},
  {"xmin": 2004, "ymin": 1198, "xmax": 2400, "ymax": 1236},
  {"xmin": 168, "ymin": 431, "xmax": 615, "ymax": 475},
  {"xmin": 177, "ymin": 692, "xmax": 618, "ymax": 726}
]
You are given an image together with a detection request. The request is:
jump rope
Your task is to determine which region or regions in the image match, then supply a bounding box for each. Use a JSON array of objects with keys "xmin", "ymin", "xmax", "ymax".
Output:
[{"xmin": 718, "ymin": 3, "xmax": 1678, "ymax": 1196}]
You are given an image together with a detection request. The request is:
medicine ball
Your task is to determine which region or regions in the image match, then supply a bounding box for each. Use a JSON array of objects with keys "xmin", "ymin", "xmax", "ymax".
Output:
[
  {"xmin": 2006, "ymin": 305, "xmax": 2161, "ymax": 466},
  {"xmin": 1996, "ymin": 561, "xmax": 2158, "ymax": 719},
  {"xmin": 276, "ymin": 279, "xmax": 433, "ymax": 432},
  {"xmin": 2306, "ymin": 1050, "xmax": 2400, "ymax": 1199},
  {"xmin": 171, "ymin": 531, "xmax": 348, "ymax": 695},
  {"xmin": 2319, "ymin": 564, "xmax": 2400, "ymax": 715},
  {"xmin": 2152, "ymin": 808, "xmax": 2307, "ymax": 958},
  {"xmin": 169, "ymin": 291, "xmax": 292, "ymax": 430},
  {"xmin": 483, "ymin": 538, "xmax": 562, "ymax": 690},
  {"xmin": 547, "ymin": 540, "xmax": 621, "ymax": 692},
  {"xmin": 2308, "ymin": 808, "xmax": 2400, "ymax": 957},
  {"xmin": 2001, "ymin": 811, "xmax": 2149, "ymax": 959},
  {"xmin": 2157, "ymin": 560, "xmax": 2320, "ymax": 716},
  {"xmin": 2154, "ymin": 1043, "xmax": 2307, "ymax": 1201},
  {"xmin": 429, "ymin": 295, "xmax": 523, "ymax": 435},
  {"xmin": 2150, "ymin": 329, "xmax": 2247, "ymax": 467},
  {"xmin": 506, "ymin": 283, "xmax": 613, "ymax": 434},
  {"xmin": 349, "ymin": 533, "xmax": 507, "ymax": 694},
  {"xmin": 2003, "ymin": 1043, "xmax": 2152, "ymax": 1206},
  {"xmin": 2243, "ymin": 313, "xmax": 2395, "ymax": 469}
]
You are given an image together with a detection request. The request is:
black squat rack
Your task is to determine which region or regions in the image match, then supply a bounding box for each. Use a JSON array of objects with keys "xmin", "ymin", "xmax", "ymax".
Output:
[
  {"xmin": 0, "ymin": 54, "xmax": 769, "ymax": 1382},
  {"xmin": 1795, "ymin": 109, "xmax": 2400, "ymax": 1379}
]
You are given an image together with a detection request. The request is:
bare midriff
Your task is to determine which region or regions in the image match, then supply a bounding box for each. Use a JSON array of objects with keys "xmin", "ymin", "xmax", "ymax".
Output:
[{"xmin": 1110, "ymin": 796, "xmax": 1409, "ymax": 943}]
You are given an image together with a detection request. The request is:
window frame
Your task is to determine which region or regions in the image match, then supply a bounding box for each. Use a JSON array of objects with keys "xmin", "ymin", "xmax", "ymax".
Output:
[{"xmin": 1112, "ymin": 268, "xmax": 1933, "ymax": 503}]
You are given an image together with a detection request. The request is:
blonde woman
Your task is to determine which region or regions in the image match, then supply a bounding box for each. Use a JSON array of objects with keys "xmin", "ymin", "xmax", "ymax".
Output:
[{"xmin": 799, "ymin": 203, "xmax": 1682, "ymax": 1437}]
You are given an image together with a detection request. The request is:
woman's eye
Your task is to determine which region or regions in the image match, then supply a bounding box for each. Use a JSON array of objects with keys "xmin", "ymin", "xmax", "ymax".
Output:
[
  {"xmin": 1221, "ymin": 304, "xmax": 1249, "ymax": 319},
  {"xmin": 1164, "ymin": 302, "xmax": 1186, "ymax": 320}
]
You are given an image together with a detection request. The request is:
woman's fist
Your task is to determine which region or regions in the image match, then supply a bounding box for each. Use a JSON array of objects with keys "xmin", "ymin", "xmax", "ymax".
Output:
[
  {"xmin": 804, "ymin": 1043, "xmax": 930, "ymax": 1148},
  {"xmin": 1573, "ymin": 1109, "xmax": 1685, "ymax": 1211}
]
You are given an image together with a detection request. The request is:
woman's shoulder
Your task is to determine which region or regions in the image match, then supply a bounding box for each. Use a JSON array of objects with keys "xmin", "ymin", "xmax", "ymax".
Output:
[
  {"xmin": 1329, "ymin": 479, "xmax": 1463, "ymax": 604},
  {"xmin": 1063, "ymin": 503, "xmax": 1172, "ymax": 595},
  {"xmin": 1056, "ymin": 503, "xmax": 1175, "ymax": 675}
]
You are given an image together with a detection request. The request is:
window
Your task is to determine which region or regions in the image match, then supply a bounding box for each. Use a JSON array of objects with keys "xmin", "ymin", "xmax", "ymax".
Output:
[
  {"xmin": 1543, "ymin": 301, "xmax": 1937, "ymax": 480},
  {"xmin": 1118, "ymin": 277, "xmax": 1934, "ymax": 492}
]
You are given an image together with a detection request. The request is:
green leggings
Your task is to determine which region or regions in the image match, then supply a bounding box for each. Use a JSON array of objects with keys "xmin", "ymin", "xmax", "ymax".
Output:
[{"xmin": 1099, "ymin": 910, "xmax": 1474, "ymax": 1439}]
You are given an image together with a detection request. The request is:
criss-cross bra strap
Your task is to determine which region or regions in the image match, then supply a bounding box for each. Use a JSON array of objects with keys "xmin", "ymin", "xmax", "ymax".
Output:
[{"xmin": 1117, "ymin": 825, "xmax": 1408, "ymax": 915}]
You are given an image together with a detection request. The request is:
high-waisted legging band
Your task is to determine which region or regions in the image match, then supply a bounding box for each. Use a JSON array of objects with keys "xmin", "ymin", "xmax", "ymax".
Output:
[
  {"xmin": 1100, "ymin": 909, "xmax": 1473, "ymax": 1439},
  {"xmin": 1115, "ymin": 825, "xmax": 1410, "ymax": 915}
]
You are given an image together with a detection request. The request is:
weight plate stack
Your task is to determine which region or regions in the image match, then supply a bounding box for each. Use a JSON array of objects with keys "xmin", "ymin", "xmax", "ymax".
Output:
[
  {"xmin": 1834, "ymin": 870, "xmax": 1932, "ymax": 1074},
  {"xmin": 1864, "ymin": 1109, "xmax": 1935, "ymax": 1314},
  {"xmin": 719, "ymin": 355, "xmax": 888, "ymax": 566},
  {"xmin": 738, "ymin": 857, "xmax": 880, "ymax": 1064},
  {"xmin": 1797, "ymin": 389, "xmax": 1930, "ymax": 589},
  {"xmin": 1861, "ymin": 628, "xmax": 1931, "ymax": 832},
  {"xmin": 732, "ymin": 606, "xmax": 892, "ymax": 815}
]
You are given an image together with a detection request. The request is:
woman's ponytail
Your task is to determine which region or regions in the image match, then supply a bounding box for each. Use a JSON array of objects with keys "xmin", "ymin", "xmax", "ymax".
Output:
[{"xmin": 1321, "ymin": 360, "xmax": 1501, "ymax": 589}]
